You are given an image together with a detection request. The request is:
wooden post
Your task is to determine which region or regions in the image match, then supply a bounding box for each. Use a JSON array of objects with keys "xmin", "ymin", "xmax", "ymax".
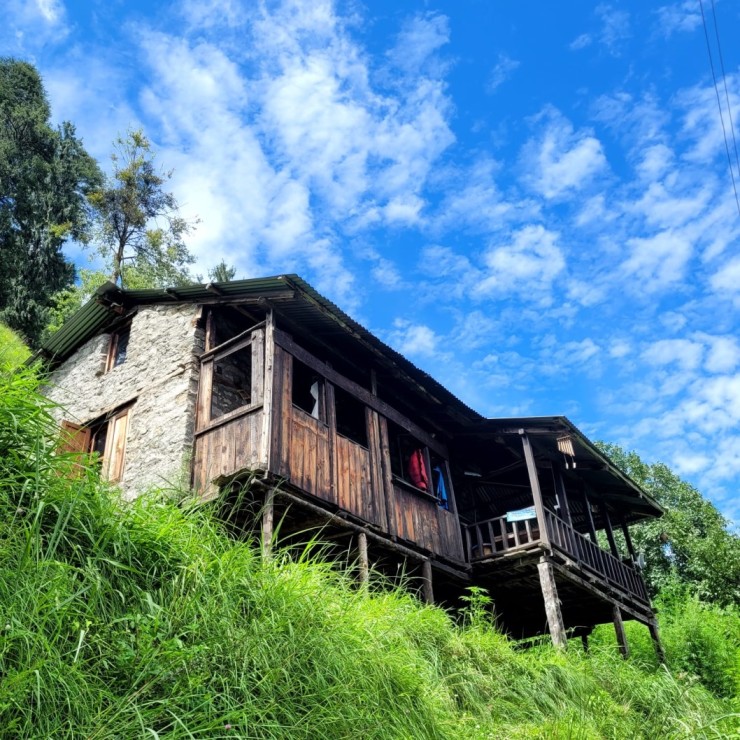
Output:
[
  {"xmin": 649, "ymin": 620, "xmax": 667, "ymax": 664},
  {"xmin": 357, "ymin": 531, "xmax": 369, "ymax": 588},
  {"xmin": 537, "ymin": 559, "xmax": 567, "ymax": 649},
  {"xmin": 554, "ymin": 466, "xmax": 573, "ymax": 527},
  {"xmin": 421, "ymin": 559, "xmax": 434, "ymax": 604},
  {"xmin": 522, "ymin": 433, "xmax": 550, "ymax": 548},
  {"xmin": 601, "ymin": 502, "xmax": 619, "ymax": 558},
  {"xmin": 261, "ymin": 490, "xmax": 275, "ymax": 560},
  {"xmin": 581, "ymin": 488, "xmax": 598, "ymax": 542},
  {"xmin": 259, "ymin": 309, "xmax": 275, "ymax": 469},
  {"xmin": 620, "ymin": 517, "xmax": 637, "ymax": 560},
  {"xmin": 613, "ymin": 605, "xmax": 630, "ymax": 659}
]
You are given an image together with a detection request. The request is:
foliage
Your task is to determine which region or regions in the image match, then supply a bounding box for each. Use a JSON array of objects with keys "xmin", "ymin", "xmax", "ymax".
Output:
[
  {"xmin": 87, "ymin": 129, "xmax": 197, "ymax": 287},
  {"xmin": 0, "ymin": 371, "xmax": 736, "ymax": 738},
  {"xmin": 0, "ymin": 59, "xmax": 102, "ymax": 347},
  {"xmin": 591, "ymin": 590, "xmax": 740, "ymax": 699},
  {"xmin": 209, "ymin": 260, "xmax": 238, "ymax": 282},
  {"xmin": 0, "ymin": 321, "xmax": 31, "ymax": 371},
  {"xmin": 598, "ymin": 442, "xmax": 740, "ymax": 607}
]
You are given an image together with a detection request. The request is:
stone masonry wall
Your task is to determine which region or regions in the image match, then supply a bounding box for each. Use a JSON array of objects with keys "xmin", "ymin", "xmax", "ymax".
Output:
[{"xmin": 46, "ymin": 304, "xmax": 205, "ymax": 498}]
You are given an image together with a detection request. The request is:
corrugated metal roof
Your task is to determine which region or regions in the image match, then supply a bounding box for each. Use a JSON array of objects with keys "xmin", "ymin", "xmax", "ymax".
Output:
[
  {"xmin": 39, "ymin": 274, "xmax": 659, "ymax": 516},
  {"xmin": 40, "ymin": 274, "xmax": 481, "ymax": 421}
]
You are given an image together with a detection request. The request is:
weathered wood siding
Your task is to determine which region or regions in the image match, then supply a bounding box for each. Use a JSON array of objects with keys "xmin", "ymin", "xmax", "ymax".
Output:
[
  {"xmin": 193, "ymin": 408, "xmax": 263, "ymax": 491},
  {"xmin": 335, "ymin": 433, "xmax": 372, "ymax": 521}
]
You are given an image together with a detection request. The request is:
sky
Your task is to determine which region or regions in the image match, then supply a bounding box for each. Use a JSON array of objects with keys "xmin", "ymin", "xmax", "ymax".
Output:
[{"xmin": 3, "ymin": 0, "xmax": 740, "ymax": 524}]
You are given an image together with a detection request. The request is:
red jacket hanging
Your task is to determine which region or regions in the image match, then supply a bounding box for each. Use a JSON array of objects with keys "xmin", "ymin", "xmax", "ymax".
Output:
[{"xmin": 408, "ymin": 449, "xmax": 429, "ymax": 491}]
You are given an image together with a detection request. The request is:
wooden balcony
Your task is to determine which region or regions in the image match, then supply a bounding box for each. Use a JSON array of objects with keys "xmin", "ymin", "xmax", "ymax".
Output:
[{"xmin": 464, "ymin": 508, "xmax": 649, "ymax": 604}]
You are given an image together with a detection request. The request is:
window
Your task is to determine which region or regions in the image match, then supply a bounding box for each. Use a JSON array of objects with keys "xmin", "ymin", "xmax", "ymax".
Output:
[
  {"xmin": 387, "ymin": 420, "xmax": 430, "ymax": 492},
  {"xmin": 106, "ymin": 324, "xmax": 131, "ymax": 371},
  {"xmin": 60, "ymin": 405, "xmax": 131, "ymax": 482},
  {"xmin": 210, "ymin": 344, "xmax": 252, "ymax": 420},
  {"xmin": 386, "ymin": 420, "xmax": 451, "ymax": 507},
  {"xmin": 292, "ymin": 357, "xmax": 324, "ymax": 420},
  {"xmin": 334, "ymin": 385, "xmax": 368, "ymax": 447}
]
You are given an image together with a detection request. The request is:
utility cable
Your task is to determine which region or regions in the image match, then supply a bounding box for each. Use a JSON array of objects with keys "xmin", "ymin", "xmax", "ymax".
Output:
[
  {"xmin": 710, "ymin": 0, "xmax": 740, "ymax": 182},
  {"xmin": 699, "ymin": 0, "xmax": 740, "ymax": 218}
]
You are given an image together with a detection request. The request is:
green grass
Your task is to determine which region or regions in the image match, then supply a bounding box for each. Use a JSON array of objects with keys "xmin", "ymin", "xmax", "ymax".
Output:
[{"xmin": 0, "ymin": 366, "xmax": 737, "ymax": 738}]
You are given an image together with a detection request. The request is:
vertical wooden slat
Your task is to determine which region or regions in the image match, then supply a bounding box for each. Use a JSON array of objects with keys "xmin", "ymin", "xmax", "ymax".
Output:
[{"xmin": 259, "ymin": 310, "xmax": 275, "ymax": 469}]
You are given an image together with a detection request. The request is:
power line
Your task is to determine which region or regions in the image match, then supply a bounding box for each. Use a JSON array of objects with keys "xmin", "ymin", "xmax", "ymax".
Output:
[{"xmin": 699, "ymin": 0, "xmax": 740, "ymax": 219}]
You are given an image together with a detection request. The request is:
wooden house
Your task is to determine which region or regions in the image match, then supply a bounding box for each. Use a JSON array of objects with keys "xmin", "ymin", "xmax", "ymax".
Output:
[{"xmin": 42, "ymin": 274, "xmax": 664, "ymax": 658}]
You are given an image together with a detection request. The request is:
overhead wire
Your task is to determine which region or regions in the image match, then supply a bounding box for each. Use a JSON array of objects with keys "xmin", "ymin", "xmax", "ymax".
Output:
[
  {"xmin": 699, "ymin": 0, "xmax": 740, "ymax": 218},
  {"xmin": 710, "ymin": 0, "xmax": 740, "ymax": 181}
]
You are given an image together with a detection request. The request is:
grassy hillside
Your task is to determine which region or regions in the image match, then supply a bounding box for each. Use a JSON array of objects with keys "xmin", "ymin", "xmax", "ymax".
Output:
[{"xmin": 0, "ymin": 367, "xmax": 737, "ymax": 738}]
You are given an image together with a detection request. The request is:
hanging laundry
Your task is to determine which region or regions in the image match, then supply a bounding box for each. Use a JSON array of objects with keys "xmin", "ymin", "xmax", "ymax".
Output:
[
  {"xmin": 408, "ymin": 449, "xmax": 429, "ymax": 491},
  {"xmin": 433, "ymin": 466, "xmax": 449, "ymax": 509}
]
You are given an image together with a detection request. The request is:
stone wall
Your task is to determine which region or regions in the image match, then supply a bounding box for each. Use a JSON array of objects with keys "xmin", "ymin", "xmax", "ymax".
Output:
[{"xmin": 46, "ymin": 304, "xmax": 205, "ymax": 498}]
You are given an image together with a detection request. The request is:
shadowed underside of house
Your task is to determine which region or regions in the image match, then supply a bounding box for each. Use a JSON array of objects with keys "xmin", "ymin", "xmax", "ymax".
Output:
[{"xmin": 44, "ymin": 275, "xmax": 664, "ymax": 659}]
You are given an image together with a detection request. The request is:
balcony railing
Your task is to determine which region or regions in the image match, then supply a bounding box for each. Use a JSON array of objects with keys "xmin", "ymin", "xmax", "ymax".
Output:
[{"xmin": 464, "ymin": 509, "xmax": 649, "ymax": 604}]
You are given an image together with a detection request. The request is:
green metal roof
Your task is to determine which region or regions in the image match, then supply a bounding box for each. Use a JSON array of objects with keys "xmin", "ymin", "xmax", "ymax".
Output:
[{"xmin": 40, "ymin": 274, "xmax": 660, "ymax": 519}]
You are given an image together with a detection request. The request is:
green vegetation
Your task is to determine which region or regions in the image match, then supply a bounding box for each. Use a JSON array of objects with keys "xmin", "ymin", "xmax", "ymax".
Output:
[
  {"xmin": 598, "ymin": 443, "xmax": 740, "ymax": 607},
  {"xmin": 0, "ymin": 58, "xmax": 102, "ymax": 347},
  {"xmin": 0, "ymin": 322, "xmax": 31, "ymax": 371},
  {"xmin": 0, "ymin": 368, "xmax": 737, "ymax": 737}
]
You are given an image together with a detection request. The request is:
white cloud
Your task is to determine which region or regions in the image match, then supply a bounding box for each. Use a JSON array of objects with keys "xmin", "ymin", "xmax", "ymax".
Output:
[
  {"xmin": 710, "ymin": 256, "xmax": 740, "ymax": 298},
  {"xmin": 654, "ymin": 1, "xmax": 702, "ymax": 38},
  {"xmin": 521, "ymin": 108, "xmax": 608, "ymax": 200},
  {"xmin": 620, "ymin": 230, "xmax": 693, "ymax": 291},
  {"xmin": 387, "ymin": 320, "xmax": 442, "ymax": 358},
  {"xmin": 487, "ymin": 53, "xmax": 520, "ymax": 93},
  {"xmin": 642, "ymin": 338, "xmax": 704, "ymax": 370},
  {"xmin": 570, "ymin": 4, "xmax": 630, "ymax": 55},
  {"xmin": 387, "ymin": 13, "xmax": 450, "ymax": 77},
  {"xmin": 474, "ymin": 224, "xmax": 566, "ymax": 303},
  {"xmin": 569, "ymin": 33, "xmax": 592, "ymax": 51}
]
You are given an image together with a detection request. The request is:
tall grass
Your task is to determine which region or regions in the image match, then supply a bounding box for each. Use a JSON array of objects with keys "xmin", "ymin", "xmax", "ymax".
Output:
[{"xmin": 0, "ymin": 365, "xmax": 737, "ymax": 738}]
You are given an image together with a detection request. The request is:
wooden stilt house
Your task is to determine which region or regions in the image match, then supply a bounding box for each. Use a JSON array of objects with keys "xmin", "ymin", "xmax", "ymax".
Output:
[{"xmin": 42, "ymin": 274, "xmax": 664, "ymax": 658}]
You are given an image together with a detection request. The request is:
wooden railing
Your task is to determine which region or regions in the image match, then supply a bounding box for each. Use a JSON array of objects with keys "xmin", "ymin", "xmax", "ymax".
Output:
[
  {"xmin": 543, "ymin": 509, "xmax": 649, "ymax": 603},
  {"xmin": 464, "ymin": 509, "xmax": 649, "ymax": 604},
  {"xmin": 463, "ymin": 514, "xmax": 541, "ymax": 560}
]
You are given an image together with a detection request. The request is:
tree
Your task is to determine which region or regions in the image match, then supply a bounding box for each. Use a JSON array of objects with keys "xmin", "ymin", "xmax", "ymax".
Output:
[
  {"xmin": 208, "ymin": 260, "xmax": 238, "ymax": 282},
  {"xmin": 598, "ymin": 442, "xmax": 740, "ymax": 607},
  {"xmin": 0, "ymin": 59, "xmax": 102, "ymax": 347},
  {"xmin": 88, "ymin": 129, "xmax": 197, "ymax": 287}
]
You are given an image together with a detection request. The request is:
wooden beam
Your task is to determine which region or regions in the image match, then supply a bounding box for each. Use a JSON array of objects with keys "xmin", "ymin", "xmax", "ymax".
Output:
[
  {"xmin": 421, "ymin": 559, "xmax": 434, "ymax": 604},
  {"xmin": 613, "ymin": 605, "xmax": 630, "ymax": 659},
  {"xmin": 620, "ymin": 516, "xmax": 636, "ymax": 559},
  {"xmin": 259, "ymin": 311, "xmax": 275, "ymax": 469},
  {"xmin": 581, "ymin": 488, "xmax": 598, "ymax": 542},
  {"xmin": 554, "ymin": 466, "xmax": 573, "ymax": 527},
  {"xmin": 357, "ymin": 531, "xmax": 369, "ymax": 588},
  {"xmin": 522, "ymin": 433, "xmax": 550, "ymax": 548},
  {"xmin": 649, "ymin": 620, "xmax": 666, "ymax": 664},
  {"xmin": 261, "ymin": 489, "xmax": 275, "ymax": 560},
  {"xmin": 601, "ymin": 502, "xmax": 620, "ymax": 558},
  {"xmin": 538, "ymin": 559, "xmax": 567, "ymax": 649}
]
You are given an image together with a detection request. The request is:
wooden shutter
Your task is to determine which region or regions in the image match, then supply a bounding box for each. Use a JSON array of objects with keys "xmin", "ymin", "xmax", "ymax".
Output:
[
  {"xmin": 102, "ymin": 409, "xmax": 130, "ymax": 482},
  {"xmin": 59, "ymin": 421, "xmax": 92, "ymax": 478}
]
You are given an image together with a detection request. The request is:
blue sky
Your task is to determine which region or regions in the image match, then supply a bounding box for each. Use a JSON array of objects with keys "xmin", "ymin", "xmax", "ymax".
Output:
[{"xmin": 3, "ymin": 0, "xmax": 740, "ymax": 523}]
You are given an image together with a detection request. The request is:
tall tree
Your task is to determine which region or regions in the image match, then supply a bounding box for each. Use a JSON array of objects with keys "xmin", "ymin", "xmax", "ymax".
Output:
[
  {"xmin": 598, "ymin": 442, "xmax": 740, "ymax": 606},
  {"xmin": 88, "ymin": 129, "xmax": 197, "ymax": 287},
  {"xmin": 208, "ymin": 260, "xmax": 238, "ymax": 282},
  {"xmin": 0, "ymin": 58, "xmax": 102, "ymax": 347}
]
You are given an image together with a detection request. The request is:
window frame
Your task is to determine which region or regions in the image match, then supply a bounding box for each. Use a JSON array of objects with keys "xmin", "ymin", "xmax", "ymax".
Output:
[
  {"xmin": 105, "ymin": 322, "xmax": 132, "ymax": 372},
  {"xmin": 60, "ymin": 404, "xmax": 132, "ymax": 482}
]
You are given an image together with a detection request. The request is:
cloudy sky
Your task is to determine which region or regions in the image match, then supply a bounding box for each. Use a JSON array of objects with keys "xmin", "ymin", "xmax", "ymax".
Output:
[{"xmin": 4, "ymin": 0, "xmax": 740, "ymax": 523}]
